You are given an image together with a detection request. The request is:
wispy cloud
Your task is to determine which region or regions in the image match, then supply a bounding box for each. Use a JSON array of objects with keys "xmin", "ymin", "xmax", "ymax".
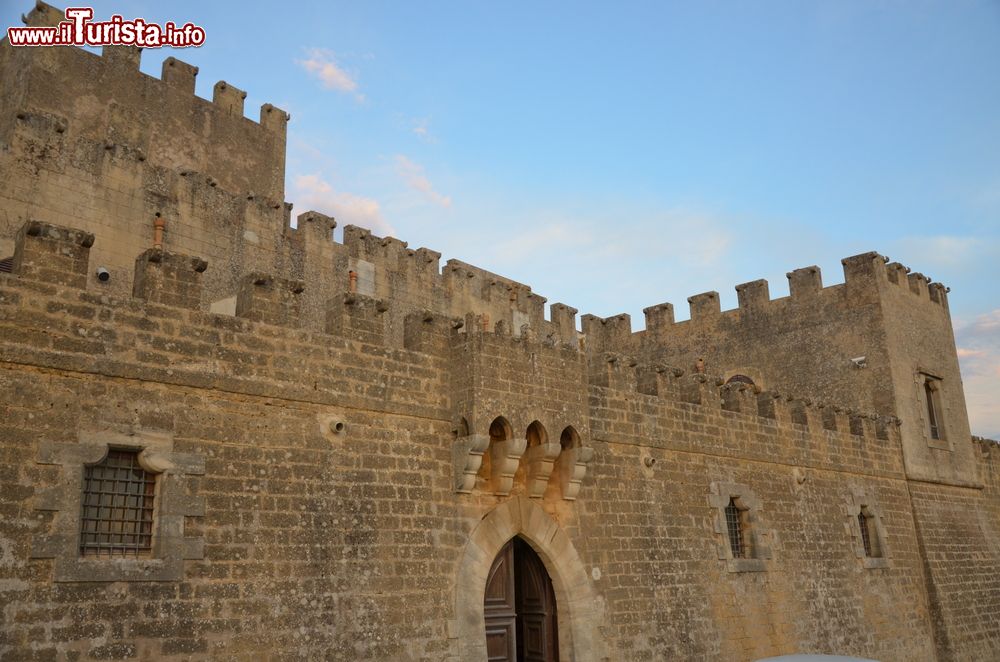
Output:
[
  {"xmin": 492, "ymin": 208, "xmax": 732, "ymax": 269},
  {"xmin": 956, "ymin": 308, "xmax": 1000, "ymax": 439},
  {"xmin": 895, "ymin": 235, "xmax": 981, "ymax": 271},
  {"xmin": 292, "ymin": 174, "xmax": 394, "ymax": 235},
  {"xmin": 394, "ymin": 155, "xmax": 452, "ymax": 208},
  {"xmin": 411, "ymin": 118, "xmax": 434, "ymax": 142},
  {"xmin": 296, "ymin": 49, "xmax": 364, "ymax": 101}
]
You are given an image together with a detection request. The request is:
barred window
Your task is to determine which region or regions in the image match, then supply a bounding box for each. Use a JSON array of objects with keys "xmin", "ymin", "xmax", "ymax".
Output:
[
  {"xmin": 858, "ymin": 508, "xmax": 881, "ymax": 558},
  {"xmin": 79, "ymin": 449, "xmax": 156, "ymax": 558},
  {"xmin": 725, "ymin": 498, "xmax": 746, "ymax": 559},
  {"xmin": 924, "ymin": 378, "xmax": 943, "ymax": 440}
]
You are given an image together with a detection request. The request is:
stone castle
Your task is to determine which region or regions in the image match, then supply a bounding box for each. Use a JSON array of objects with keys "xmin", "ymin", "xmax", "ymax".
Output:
[{"xmin": 1, "ymin": 3, "xmax": 999, "ymax": 661}]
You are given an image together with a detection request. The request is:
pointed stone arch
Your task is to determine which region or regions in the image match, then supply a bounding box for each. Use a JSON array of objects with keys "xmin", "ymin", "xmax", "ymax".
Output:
[{"xmin": 452, "ymin": 497, "xmax": 608, "ymax": 661}]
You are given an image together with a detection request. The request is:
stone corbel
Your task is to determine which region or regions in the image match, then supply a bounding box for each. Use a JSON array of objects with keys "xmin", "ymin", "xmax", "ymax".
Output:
[
  {"xmin": 490, "ymin": 437, "xmax": 527, "ymax": 496},
  {"xmin": 524, "ymin": 442, "xmax": 562, "ymax": 498},
  {"xmin": 557, "ymin": 445, "xmax": 594, "ymax": 501},
  {"xmin": 453, "ymin": 434, "xmax": 490, "ymax": 494}
]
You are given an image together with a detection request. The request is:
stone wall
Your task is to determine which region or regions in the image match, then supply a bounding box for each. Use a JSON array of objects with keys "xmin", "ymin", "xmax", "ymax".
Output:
[
  {"xmin": 2, "ymin": 5, "xmax": 999, "ymax": 660},
  {"xmin": 2, "ymin": 221, "xmax": 990, "ymax": 661}
]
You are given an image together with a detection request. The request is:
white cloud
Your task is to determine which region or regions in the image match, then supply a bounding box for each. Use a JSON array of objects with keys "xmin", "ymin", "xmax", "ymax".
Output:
[
  {"xmin": 292, "ymin": 174, "xmax": 394, "ymax": 235},
  {"xmin": 394, "ymin": 155, "xmax": 452, "ymax": 208},
  {"xmin": 296, "ymin": 49, "xmax": 364, "ymax": 101},
  {"xmin": 956, "ymin": 308, "xmax": 1000, "ymax": 439}
]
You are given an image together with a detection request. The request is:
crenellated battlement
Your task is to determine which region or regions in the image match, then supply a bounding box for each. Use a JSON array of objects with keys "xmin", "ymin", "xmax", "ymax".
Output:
[
  {"xmin": 2, "ymin": 2, "xmax": 289, "ymax": 204},
  {"xmin": 3, "ymin": 7, "xmax": 998, "ymax": 659},
  {"xmin": 0, "ymin": 5, "xmax": 949, "ymax": 364},
  {"xmin": 4, "ymin": 218, "xmax": 956, "ymax": 437},
  {"xmin": 581, "ymin": 251, "xmax": 951, "ymax": 354},
  {"xmin": 3, "ymin": 218, "xmax": 906, "ymax": 459},
  {"xmin": 582, "ymin": 346, "xmax": 897, "ymax": 442},
  {"xmin": 0, "ymin": 16, "xmax": 977, "ymax": 492}
]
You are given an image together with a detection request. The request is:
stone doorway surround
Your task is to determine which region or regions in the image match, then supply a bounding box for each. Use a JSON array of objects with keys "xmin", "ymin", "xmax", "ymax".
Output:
[{"xmin": 452, "ymin": 497, "xmax": 608, "ymax": 661}]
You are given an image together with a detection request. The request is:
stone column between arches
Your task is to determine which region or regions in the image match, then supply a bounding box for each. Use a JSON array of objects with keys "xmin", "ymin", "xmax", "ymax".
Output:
[{"xmin": 451, "ymin": 497, "xmax": 608, "ymax": 661}]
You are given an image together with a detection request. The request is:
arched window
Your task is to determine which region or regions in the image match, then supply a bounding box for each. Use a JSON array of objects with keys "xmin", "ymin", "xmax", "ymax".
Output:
[
  {"xmin": 489, "ymin": 417, "xmax": 512, "ymax": 443},
  {"xmin": 559, "ymin": 426, "xmax": 579, "ymax": 451},
  {"xmin": 525, "ymin": 421, "xmax": 547, "ymax": 447},
  {"xmin": 726, "ymin": 374, "xmax": 756, "ymax": 388},
  {"xmin": 846, "ymin": 490, "xmax": 890, "ymax": 569}
]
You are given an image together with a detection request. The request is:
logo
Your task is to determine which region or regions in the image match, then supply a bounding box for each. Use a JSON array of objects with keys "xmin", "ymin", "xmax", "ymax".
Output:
[{"xmin": 7, "ymin": 7, "xmax": 206, "ymax": 48}]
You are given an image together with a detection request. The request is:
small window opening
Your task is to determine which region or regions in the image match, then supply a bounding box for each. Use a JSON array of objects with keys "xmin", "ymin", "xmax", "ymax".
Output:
[
  {"xmin": 726, "ymin": 374, "xmax": 755, "ymax": 387},
  {"xmin": 489, "ymin": 417, "xmax": 511, "ymax": 443},
  {"xmin": 924, "ymin": 379, "xmax": 942, "ymax": 440},
  {"xmin": 0, "ymin": 256, "xmax": 13, "ymax": 273},
  {"xmin": 79, "ymin": 449, "xmax": 156, "ymax": 558},
  {"xmin": 560, "ymin": 426, "xmax": 579, "ymax": 451},
  {"xmin": 858, "ymin": 508, "xmax": 881, "ymax": 558},
  {"xmin": 725, "ymin": 498, "xmax": 747, "ymax": 559},
  {"xmin": 525, "ymin": 421, "xmax": 547, "ymax": 448}
]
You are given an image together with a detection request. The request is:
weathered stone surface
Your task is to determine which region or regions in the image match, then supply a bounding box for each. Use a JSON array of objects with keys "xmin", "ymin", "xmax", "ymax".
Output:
[{"xmin": 0, "ymin": 7, "xmax": 997, "ymax": 661}]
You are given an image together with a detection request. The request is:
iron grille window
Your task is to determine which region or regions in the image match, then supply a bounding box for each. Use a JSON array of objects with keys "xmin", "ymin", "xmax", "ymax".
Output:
[
  {"xmin": 725, "ymin": 498, "xmax": 746, "ymax": 559},
  {"xmin": 858, "ymin": 512, "xmax": 873, "ymax": 557},
  {"xmin": 924, "ymin": 380, "xmax": 941, "ymax": 440},
  {"xmin": 858, "ymin": 510, "xmax": 880, "ymax": 558},
  {"xmin": 79, "ymin": 449, "xmax": 156, "ymax": 558}
]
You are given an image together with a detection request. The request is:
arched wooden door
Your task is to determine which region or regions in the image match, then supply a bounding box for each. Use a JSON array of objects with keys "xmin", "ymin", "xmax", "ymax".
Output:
[{"xmin": 484, "ymin": 537, "xmax": 559, "ymax": 662}]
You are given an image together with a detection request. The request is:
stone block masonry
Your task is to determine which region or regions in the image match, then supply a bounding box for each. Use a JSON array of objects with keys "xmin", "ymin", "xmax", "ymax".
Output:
[{"xmin": 1, "ymin": 4, "xmax": 999, "ymax": 660}]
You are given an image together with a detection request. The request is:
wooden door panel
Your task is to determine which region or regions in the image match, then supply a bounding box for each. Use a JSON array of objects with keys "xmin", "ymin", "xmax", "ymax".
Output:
[
  {"xmin": 484, "ymin": 542, "xmax": 515, "ymax": 614},
  {"xmin": 484, "ymin": 538, "xmax": 559, "ymax": 662},
  {"xmin": 514, "ymin": 538, "xmax": 558, "ymax": 662},
  {"xmin": 521, "ymin": 614, "xmax": 547, "ymax": 661},
  {"xmin": 485, "ymin": 617, "xmax": 516, "ymax": 662},
  {"xmin": 484, "ymin": 541, "xmax": 516, "ymax": 662}
]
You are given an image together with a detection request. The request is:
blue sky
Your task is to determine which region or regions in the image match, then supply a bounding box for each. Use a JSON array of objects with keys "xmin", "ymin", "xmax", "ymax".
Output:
[{"xmin": 3, "ymin": 1, "xmax": 998, "ymax": 436}]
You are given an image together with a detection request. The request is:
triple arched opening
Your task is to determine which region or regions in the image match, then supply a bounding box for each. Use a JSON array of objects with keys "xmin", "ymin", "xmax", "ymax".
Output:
[{"xmin": 476, "ymin": 416, "xmax": 590, "ymax": 500}]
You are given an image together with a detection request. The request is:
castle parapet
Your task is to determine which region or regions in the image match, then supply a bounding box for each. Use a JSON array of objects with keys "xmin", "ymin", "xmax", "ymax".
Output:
[
  {"xmin": 735, "ymin": 279, "xmax": 770, "ymax": 312},
  {"xmin": 581, "ymin": 313, "xmax": 631, "ymax": 354},
  {"xmin": 404, "ymin": 310, "xmax": 461, "ymax": 354},
  {"xmin": 589, "ymin": 352, "xmax": 637, "ymax": 391},
  {"xmin": 213, "ymin": 81, "xmax": 247, "ymax": 117},
  {"xmin": 133, "ymin": 248, "xmax": 207, "ymax": 310},
  {"xmin": 12, "ymin": 220, "xmax": 94, "ymax": 288},
  {"xmin": 161, "ymin": 57, "xmax": 198, "ymax": 95},
  {"xmin": 103, "ymin": 45, "xmax": 141, "ymax": 71},
  {"xmin": 21, "ymin": 0, "xmax": 60, "ymax": 27},
  {"xmin": 2, "ymin": 11, "xmax": 291, "ymax": 202},
  {"xmin": 327, "ymin": 293, "xmax": 389, "ymax": 345},
  {"xmin": 550, "ymin": 303, "xmax": 579, "ymax": 346},
  {"xmin": 720, "ymin": 381, "xmax": 757, "ymax": 413},
  {"xmin": 787, "ymin": 266, "xmax": 822, "ymax": 299},
  {"xmin": 681, "ymin": 373, "xmax": 725, "ymax": 409},
  {"xmin": 643, "ymin": 303, "xmax": 675, "ymax": 338},
  {"xmin": 236, "ymin": 273, "xmax": 304, "ymax": 326},
  {"xmin": 687, "ymin": 291, "xmax": 721, "ymax": 321}
]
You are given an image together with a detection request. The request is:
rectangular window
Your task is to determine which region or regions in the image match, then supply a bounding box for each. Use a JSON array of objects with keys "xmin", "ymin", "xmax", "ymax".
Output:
[
  {"xmin": 923, "ymin": 377, "xmax": 944, "ymax": 440},
  {"xmin": 725, "ymin": 498, "xmax": 746, "ymax": 559},
  {"xmin": 79, "ymin": 449, "xmax": 156, "ymax": 558},
  {"xmin": 858, "ymin": 512, "xmax": 873, "ymax": 556},
  {"xmin": 857, "ymin": 508, "xmax": 882, "ymax": 559}
]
